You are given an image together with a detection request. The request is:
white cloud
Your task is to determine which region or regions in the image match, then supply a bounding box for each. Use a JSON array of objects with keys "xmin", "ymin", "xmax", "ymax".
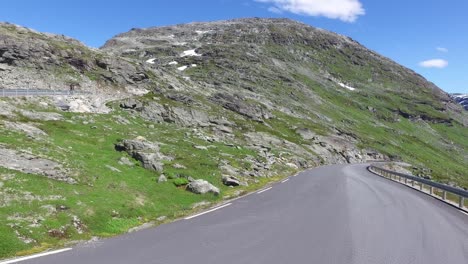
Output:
[
  {"xmin": 268, "ymin": 6, "xmax": 283, "ymax": 13},
  {"xmin": 436, "ymin": 47, "xmax": 448, "ymax": 53},
  {"xmin": 256, "ymin": 0, "xmax": 365, "ymax": 22},
  {"xmin": 419, "ymin": 59, "xmax": 448, "ymax": 69}
]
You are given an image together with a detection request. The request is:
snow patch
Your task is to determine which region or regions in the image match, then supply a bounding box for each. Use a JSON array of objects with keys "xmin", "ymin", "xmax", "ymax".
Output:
[
  {"xmin": 146, "ymin": 58, "xmax": 156, "ymax": 64},
  {"xmin": 181, "ymin": 49, "xmax": 201, "ymax": 57},
  {"xmin": 195, "ymin": 30, "xmax": 211, "ymax": 35},
  {"xmin": 168, "ymin": 61, "xmax": 178, "ymax": 65},
  {"xmin": 338, "ymin": 82, "xmax": 356, "ymax": 91},
  {"xmin": 177, "ymin": 66, "xmax": 188, "ymax": 71},
  {"xmin": 191, "ymin": 64, "xmax": 197, "ymax": 67}
]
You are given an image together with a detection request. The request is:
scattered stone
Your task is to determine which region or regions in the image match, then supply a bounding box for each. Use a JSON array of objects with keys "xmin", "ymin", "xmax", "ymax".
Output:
[
  {"xmin": 118, "ymin": 156, "xmax": 134, "ymax": 166},
  {"xmin": 158, "ymin": 174, "xmax": 167, "ymax": 183},
  {"xmin": 295, "ymin": 128, "xmax": 315, "ymax": 140},
  {"xmin": 218, "ymin": 126, "xmax": 233, "ymax": 134},
  {"xmin": 72, "ymin": 215, "xmax": 86, "ymax": 234},
  {"xmin": 48, "ymin": 228, "xmax": 66, "ymax": 238},
  {"xmin": 56, "ymin": 205, "xmax": 69, "ymax": 211},
  {"xmin": 193, "ymin": 145, "xmax": 208, "ymax": 150},
  {"xmin": 191, "ymin": 201, "xmax": 210, "ymax": 209},
  {"xmin": 156, "ymin": 216, "xmax": 167, "ymax": 222},
  {"xmin": 111, "ymin": 210, "xmax": 120, "ymax": 217},
  {"xmin": 172, "ymin": 163, "xmax": 187, "ymax": 169},
  {"xmin": 286, "ymin": 163, "xmax": 299, "ymax": 169},
  {"xmin": 128, "ymin": 222, "xmax": 155, "ymax": 233},
  {"xmin": 105, "ymin": 165, "xmax": 121, "ymax": 173},
  {"xmin": 186, "ymin": 179, "xmax": 220, "ymax": 195},
  {"xmin": 222, "ymin": 175, "xmax": 240, "ymax": 187}
]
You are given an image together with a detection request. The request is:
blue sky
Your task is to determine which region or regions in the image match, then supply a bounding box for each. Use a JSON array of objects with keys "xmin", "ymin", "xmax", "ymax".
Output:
[{"xmin": 1, "ymin": 0, "xmax": 467, "ymax": 93}]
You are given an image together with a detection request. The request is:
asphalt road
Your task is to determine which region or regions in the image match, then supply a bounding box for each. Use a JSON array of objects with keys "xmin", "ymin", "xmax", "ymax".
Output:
[{"xmin": 15, "ymin": 164, "xmax": 468, "ymax": 264}]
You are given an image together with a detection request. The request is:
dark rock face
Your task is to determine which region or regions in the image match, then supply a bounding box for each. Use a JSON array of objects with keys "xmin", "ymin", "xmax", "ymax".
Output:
[
  {"xmin": 210, "ymin": 93, "xmax": 271, "ymax": 122},
  {"xmin": 222, "ymin": 175, "xmax": 240, "ymax": 187},
  {"xmin": 120, "ymin": 98, "xmax": 143, "ymax": 110},
  {"xmin": 0, "ymin": 22, "xmax": 153, "ymax": 91},
  {"xmin": 452, "ymin": 94, "xmax": 468, "ymax": 111}
]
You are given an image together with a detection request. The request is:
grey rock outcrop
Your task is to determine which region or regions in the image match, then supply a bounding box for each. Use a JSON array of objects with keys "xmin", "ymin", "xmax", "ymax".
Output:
[
  {"xmin": 210, "ymin": 93, "xmax": 271, "ymax": 122},
  {"xmin": 0, "ymin": 145, "xmax": 75, "ymax": 183},
  {"xmin": 222, "ymin": 175, "xmax": 240, "ymax": 187},
  {"xmin": 115, "ymin": 138, "xmax": 164, "ymax": 172},
  {"xmin": 186, "ymin": 179, "xmax": 220, "ymax": 195},
  {"xmin": 20, "ymin": 110, "xmax": 63, "ymax": 121},
  {"xmin": 138, "ymin": 101, "xmax": 210, "ymax": 127},
  {"xmin": 3, "ymin": 121, "xmax": 47, "ymax": 139}
]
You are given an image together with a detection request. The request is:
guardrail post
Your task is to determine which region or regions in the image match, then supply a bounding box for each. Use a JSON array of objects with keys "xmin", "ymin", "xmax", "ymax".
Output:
[
  {"xmin": 429, "ymin": 187, "xmax": 433, "ymax": 195},
  {"xmin": 405, "ymin": 178, "xmax": 408, "ymax": 185},
  {"xmin": 442, "ymin": 191, "xmax": 447, "ymax": 200},
  {"xmin": 460, "ymin": 197, "xmax": 465, "ymax": 208},
  {"xmin": 411, "ymin": 180, "xmax": 415, "ymax": 187},
  {"xmin": 420, "ymin": 183, "xmax": 423, "ymax": 191}
]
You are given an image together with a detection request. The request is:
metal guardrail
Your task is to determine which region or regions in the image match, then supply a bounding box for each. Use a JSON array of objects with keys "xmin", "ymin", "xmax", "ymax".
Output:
[
  {"xmin": 0, "ymin": 89, "xmax": 89, "ymax": 97},
  {"xmin": 368, "ymin": 165, "xmax": 468, "ymax": 210}
]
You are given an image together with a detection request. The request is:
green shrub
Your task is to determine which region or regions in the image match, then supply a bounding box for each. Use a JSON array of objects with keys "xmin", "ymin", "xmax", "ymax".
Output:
[{"xmin": 173, "ymin": 178, "xmax": 189, "ymax": 187}]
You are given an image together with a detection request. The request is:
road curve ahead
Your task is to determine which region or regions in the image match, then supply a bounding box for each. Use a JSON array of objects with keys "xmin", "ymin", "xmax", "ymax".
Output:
[{"xmin": 18, "ymin": 164, "xmax": 468, "ymax": 264}]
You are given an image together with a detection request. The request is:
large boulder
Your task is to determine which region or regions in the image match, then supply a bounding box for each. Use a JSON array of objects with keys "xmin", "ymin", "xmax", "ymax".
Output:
[
  {"xmin": 115, "ymin": 138, "xmax": 163, "ymax": 172},
  {"xmin": 187, "ymin": 179, "xmax": 220, "ymax": 195}
]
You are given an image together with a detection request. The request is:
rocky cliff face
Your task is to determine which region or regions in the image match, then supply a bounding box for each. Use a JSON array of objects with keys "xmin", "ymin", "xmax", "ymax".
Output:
[
  {"xmin": 0, "ymin": 22, "xmax": 153, "ymax": 94},
  {"xmin": 452, "ymin": 93, "xmax": 468, "ymax": 110}
]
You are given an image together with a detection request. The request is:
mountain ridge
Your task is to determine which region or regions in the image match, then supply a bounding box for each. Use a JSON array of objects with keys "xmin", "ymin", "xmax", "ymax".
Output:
[{"xmin": 0, "ymin": 18, "xmax": 466, "ymax": 258}]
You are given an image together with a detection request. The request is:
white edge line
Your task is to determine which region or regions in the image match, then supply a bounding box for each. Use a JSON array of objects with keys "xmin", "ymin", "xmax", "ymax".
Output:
[
  {"xmin": 461, "ymin": 210, "xmax": 468, "ymax": 217},
  {"xmin": 0, "ymin": 248, "xmax": 72, "ymax": 264},
  {"xmin": 257, "ymin": 187, "xmax": 273, "ymax": 194},
  {"xmin": 281, "ymin": 179, "xmax": 289, "ymax": 183},
  {"xmin": 184, "ymin": 203, "xmax": 232, "ymax": 220}
]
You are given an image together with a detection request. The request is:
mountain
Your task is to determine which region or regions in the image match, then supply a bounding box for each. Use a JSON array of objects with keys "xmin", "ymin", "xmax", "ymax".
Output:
[
  {"xmin": 452, "ymin": 93, "xmax": 468, "ymax": 110},
  {"xmin": 0, "ymin": 18, "xmax": 467, "ymax": 258}
]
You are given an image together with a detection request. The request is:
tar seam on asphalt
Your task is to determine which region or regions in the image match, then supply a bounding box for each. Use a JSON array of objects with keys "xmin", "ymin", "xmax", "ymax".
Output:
[{"xmin": 184, "ymin": 203, "xmax": 232, "ymax": 220}]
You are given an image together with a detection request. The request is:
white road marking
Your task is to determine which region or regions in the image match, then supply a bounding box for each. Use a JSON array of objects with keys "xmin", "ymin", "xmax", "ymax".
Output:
[
  {"xmin": 281, "ymin": 179, "xmax": 289, "ymax": 183},
  {"xmin": 257, "ymin": 187, "xmax": 273, "ymax": 194},
  {"xmin": 184, "ymin": 203, "xmax": 232, "ymax": 220},
  {"xmin": 461, "ymin": 210, "xmax": 468, "ymax": 217},
  {"xmin": 0, "ymin": 248, "xmax": 72, "ymax": 264}
]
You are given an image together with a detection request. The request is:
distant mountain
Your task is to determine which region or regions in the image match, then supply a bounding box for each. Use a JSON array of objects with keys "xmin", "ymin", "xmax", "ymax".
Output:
[{"xmin": 452, "ymin": 93, "xmax": 468, "ymax": 110}]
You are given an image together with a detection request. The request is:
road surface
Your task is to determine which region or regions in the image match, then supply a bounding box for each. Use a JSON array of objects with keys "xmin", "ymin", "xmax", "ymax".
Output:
[{"xmin": 12, "ymin": 164, "xmax": 468, "ymax": 264}]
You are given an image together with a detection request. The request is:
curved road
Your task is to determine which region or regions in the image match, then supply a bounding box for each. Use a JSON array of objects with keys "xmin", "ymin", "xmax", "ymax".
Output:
[{"xmin": 14, "ymin": 164, "xmax": 468, "ymax": 264}]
